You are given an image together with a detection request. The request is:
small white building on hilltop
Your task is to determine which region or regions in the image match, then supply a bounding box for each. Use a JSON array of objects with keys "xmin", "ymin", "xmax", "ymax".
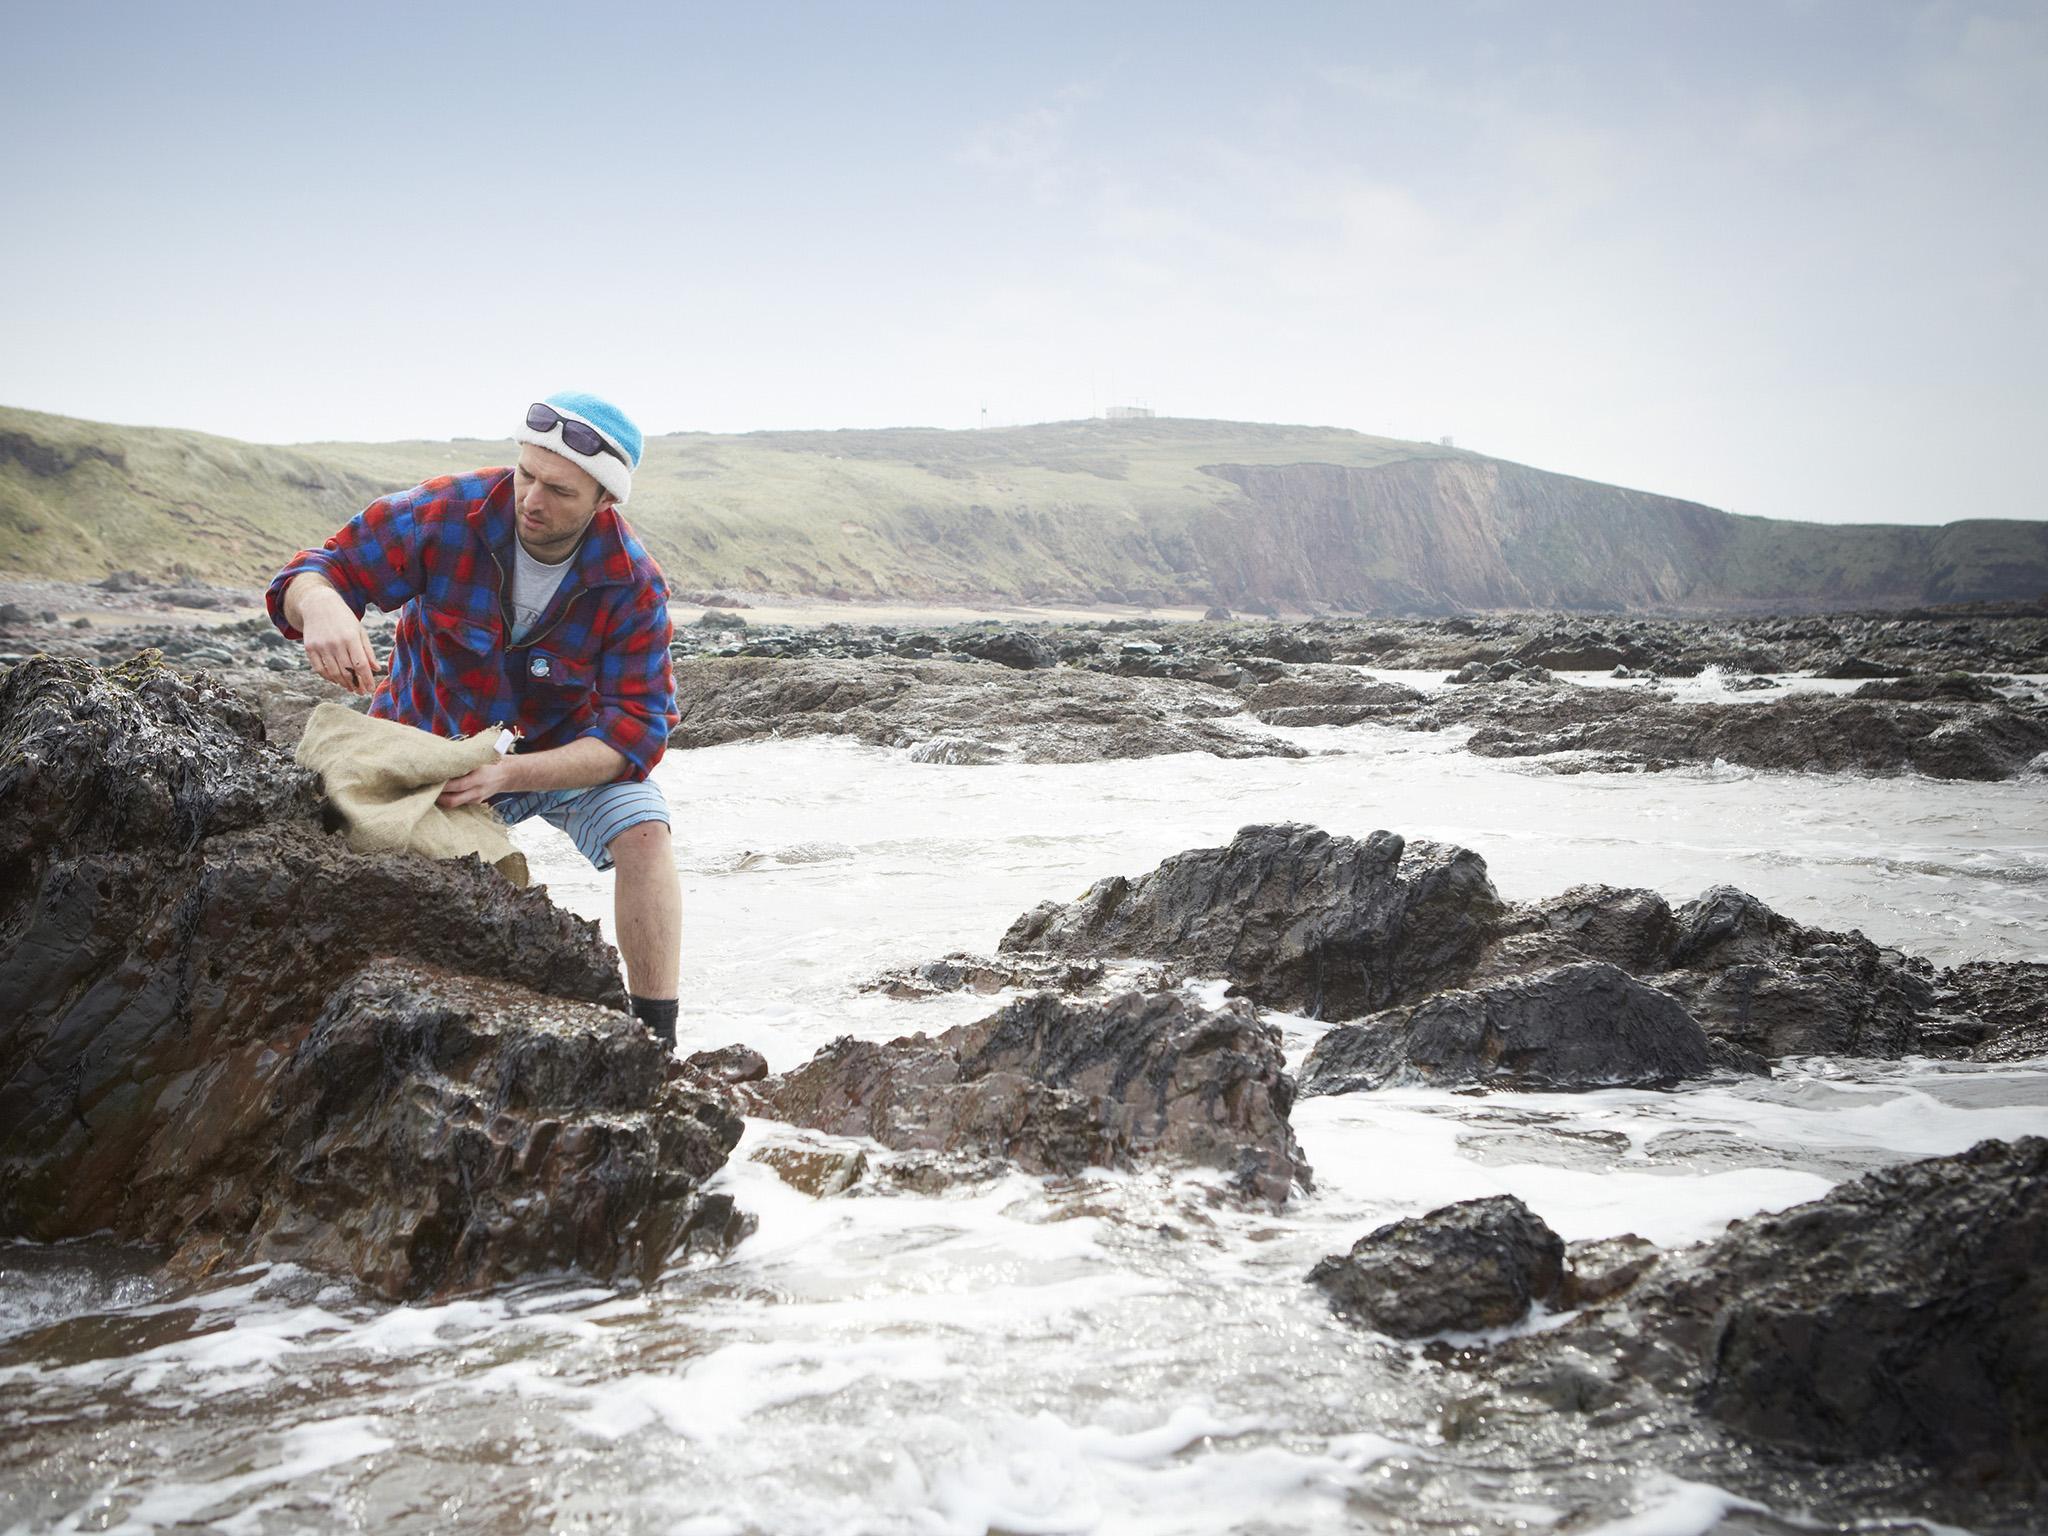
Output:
[{"xmin": 1105, "ymin": 405, "xmax": 1154, "ymax": 420}]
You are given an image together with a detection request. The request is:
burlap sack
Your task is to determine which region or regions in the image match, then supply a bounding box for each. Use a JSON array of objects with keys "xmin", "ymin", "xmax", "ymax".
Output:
[{"xmin": 295, "ymin": 702, "xmax": 528, "ymax": 886}]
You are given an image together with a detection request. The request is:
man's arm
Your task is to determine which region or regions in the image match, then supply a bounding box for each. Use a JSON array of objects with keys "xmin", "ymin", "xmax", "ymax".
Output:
[
  {"xmin": 284, "ymin": 573, "xmax": 384, "ymax": 697},
  {"xmin": 267, "ymin": 483, "xmax": 433, "ymax": 686},
  {"xmin": 436, "ymin": 735, "xmax": 628, "ymax": 809}
]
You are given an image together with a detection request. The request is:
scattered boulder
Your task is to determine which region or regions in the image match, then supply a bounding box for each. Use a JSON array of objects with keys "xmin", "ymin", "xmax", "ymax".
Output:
[
  {"xmin": 998, "ymin": 824, "xmax": 1504, "ymax": 1020},
  {"xmin": 684, "ymin": 1043, "xmax": 771, "ymax": 1085},
  {"xmin": 0, "ymin": 653, "xmax": 751, "ymax": 1300},
  {"xmin": 1242, "ymin": 665, "xmax": 1425, "ymax": 727},
  {"xmin": 1309, "ymin": 1195, "xmax": 1567, "ymax": 1337},
  {"xmin": 759, "ymin": 990, "xmax": 1310, "ymax": 1203},
  {"xmin": 952, "ymin": 629, "xmax": 1056, "ymax": 670},
  {"xmin": 1298, "ymin": 963, "xmax": 1761, "ymax": 1096}
]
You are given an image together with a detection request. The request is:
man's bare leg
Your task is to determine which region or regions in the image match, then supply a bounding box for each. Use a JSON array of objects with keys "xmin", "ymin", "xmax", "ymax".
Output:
[{"xmin": 609, "ymin": 821, "xmax": 681, "ymax": 1042}]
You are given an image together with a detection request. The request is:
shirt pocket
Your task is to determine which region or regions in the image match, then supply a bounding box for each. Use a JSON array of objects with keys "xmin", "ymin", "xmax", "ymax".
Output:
[{"xmin": 422, "ymin": 602, "xmax": 498, "ymax": 660}]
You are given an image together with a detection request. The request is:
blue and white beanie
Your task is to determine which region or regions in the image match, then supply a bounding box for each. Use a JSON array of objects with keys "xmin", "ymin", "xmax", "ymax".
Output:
[{"xmin": 514, "ymin": 390, "xmax": 644, "ymax": 505}]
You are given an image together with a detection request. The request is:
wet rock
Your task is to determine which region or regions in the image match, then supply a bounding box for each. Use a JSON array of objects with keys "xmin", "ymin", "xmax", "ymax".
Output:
[
  {"xmin": 1456, "ymin": 1139, "xmax": 2048, "ymax": 1528},
  {"xmin": 1653, "ymin": 886, "xmax": 1938, "ymax": 1057},
  {"xmin": 952, "ymin": 629, "xmax": 1055, "ymax": 670},
  {"xmin": 998, "ymin": 823, "xmax": 1504, "ymax": 1020},
  {"xmin": 1857, "ymin": 671, "xmax": 2006, "ymax": 703},
  {"xmin": 759, "ymin": 990, "xmax": 1310, "ymax": 1203},
  {"xmin": 1819, "ymin": 654, "xmax": 1911, "ymax": 679},
  {"xmin": 1298, "ymin": 963, "xmax": 1760, "ymax": 1096},
  {"xmin": 1242, "ymin": 666, "xmax": 1424, "ymax": 727},
  {"xmin": 1639, "ymin": 1137, "xmax": 2048, "ymax": 1485},
  {"xmin": 863, "ymin": 951, "xmax": 1117, "ymax": 1000},
  {"xmin": 1938, "ymin": 961, "xmax": 2048, "ymax": 1062},
  {"xmin": 1506, "ymin": 884, "xmax": 1680, "ymax": 974},
  {"xmin": 1309, "ymin": 1195, "xmax": 1566, "ymax": 1337},
  {"xmin": 669, "ymin": 655, "xmax": 1300, "ymax": 764},
  {"xmin": 685, "ymin": 1043, "xmax": 771, "ymax": 1084},
  {"xmin": 1557, "ymin": 1233, "xmax": 1661, "ymax": 1307},
  {"xmin": 1452, "ymin": 687, "xmax": 2048, "ymax": 781},
  {"xmin": 751, "ymin": 1139, "xmax": 869, "ymax": 1197},
  {"xmin": 0, "ymin": 653, "xmax": 751, "ymax": 1300},
  {"xmin": 1513, "ymin": 634, "xmax": 1642, "ymax": 672},
  {"xmin": 210, "ymin": 962, "xmax": 747, "ymax": 1295}
]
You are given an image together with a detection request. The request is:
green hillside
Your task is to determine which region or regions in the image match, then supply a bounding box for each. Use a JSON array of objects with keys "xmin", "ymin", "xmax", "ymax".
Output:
[{"xmin": 2, "ymin": 404, "xmax": 2042, "ymax": 613}]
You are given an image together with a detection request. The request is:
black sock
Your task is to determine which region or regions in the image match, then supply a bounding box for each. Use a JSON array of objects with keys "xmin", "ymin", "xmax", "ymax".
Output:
[{"xmin": 631, "ymin": 995, "xmax": 679, "ymax": 1049}]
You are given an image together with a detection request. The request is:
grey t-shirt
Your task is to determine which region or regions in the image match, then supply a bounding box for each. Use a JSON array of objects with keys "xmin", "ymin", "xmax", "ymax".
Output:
[{"xmin": 510, "ymin": 540, "xmax": 575, "ymax": 643}]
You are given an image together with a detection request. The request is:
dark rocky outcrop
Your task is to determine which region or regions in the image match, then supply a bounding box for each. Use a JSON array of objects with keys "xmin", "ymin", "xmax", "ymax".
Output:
[
  {"xmin": 999, "ymin": 824, "xmax": 1504, "ymax": 1020},
  {"xmin": 883, "ymin": 824, "xmax": 2015, "ymax": 1073},
  {"xmin": 668, "ymin": 655, "xmax": 1301, "ymax": 764},
  {"xmin": 1331, "ymin": 1143, "xmax": 2048, "ymax": 1528},
  {"xmin": 1242, "ymin": 665, "xmax": 1424, "ymax": 727},
  {"xmin": 1489, "ymin": 882, "xmax": 1943, "ymax": 1060},
  {"xmin": 1940, "ymin": 961, "xmax": 2048, "ymax": 1062},
  {"xmin": 0, "ymin": 654, "xmax": 750, "ymax": 1300},
  {"xmin": 1460, "ymin": 689, "xmax": 2048, "ymax": 781},
  {"xmin": 1298, "ymin": 962, "xmax": 1762, "ymax": 1096},
  {"xmin": 950, "ymin": 628, "xmax": 1056, "ymax": 670},
  {"xmin": 759, "ymin": 990, "xmax": 1309, "ymax": 1203},
  {"xmin": 1474, "ymin": 1138, "xmax": 2048, "ymax": 1516},
  {"xmin": 1856, "ymin": 671, "xmax": 2009, "ymax": 703},
  {"xmin": 1651, "ymin": 1137, "xmax": 2048, "ymax": 1479},
  {"xmin": 1505, "ymin": 883, "xmax": 1681, "ymax": 975},
  {"xmin": 1309, "ymin": 1195, "xmax": 1567, "ymax": 1337},
  {"xmin": 1652, "ymin": 886, "xmax": 1938, "ymax": 1058}
]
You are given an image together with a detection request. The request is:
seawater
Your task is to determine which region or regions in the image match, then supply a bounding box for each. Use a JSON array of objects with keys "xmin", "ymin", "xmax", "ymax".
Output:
[{"xmin": 3, "ymin": 673, "xmax": 2045, "ymax": 1535}]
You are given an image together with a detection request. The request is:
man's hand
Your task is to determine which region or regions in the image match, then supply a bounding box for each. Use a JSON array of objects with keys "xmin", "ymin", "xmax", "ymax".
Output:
[
  {"xmin": 437, "ymin": 758, "xmax": 519, "ymax": 809},
  {"xmin": 290, "ymin": 575, "xmax": 383, "ymax": 696}
]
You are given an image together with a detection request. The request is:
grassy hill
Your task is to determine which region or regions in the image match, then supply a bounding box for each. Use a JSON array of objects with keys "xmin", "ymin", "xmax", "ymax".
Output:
[{"xmin": 3, "ymin": 404, "xmax": 2042, "ymax": 613}]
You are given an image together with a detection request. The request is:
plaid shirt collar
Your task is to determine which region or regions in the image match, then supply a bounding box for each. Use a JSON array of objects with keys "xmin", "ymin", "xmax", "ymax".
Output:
[{"xmin": 467, "ymin": 468, "xmax": 641, "ymax": 591}]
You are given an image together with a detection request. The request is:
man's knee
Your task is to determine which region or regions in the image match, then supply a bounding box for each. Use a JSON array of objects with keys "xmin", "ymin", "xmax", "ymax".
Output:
[{"xmin": 606, "ymin": 818, "xmax": 671, "ymax": 872}]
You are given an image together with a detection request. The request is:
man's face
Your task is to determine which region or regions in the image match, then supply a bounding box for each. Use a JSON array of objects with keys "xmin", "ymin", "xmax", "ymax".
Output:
[{"xmin": 513, "ymin": 443, "xmax": 611, "ymax": 561}]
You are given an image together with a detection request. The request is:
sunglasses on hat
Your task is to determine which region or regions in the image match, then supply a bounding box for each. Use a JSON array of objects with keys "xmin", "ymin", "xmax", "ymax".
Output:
[{"xmin": 526, "ymin": 403, "xmax": 628, "ymax": 465}]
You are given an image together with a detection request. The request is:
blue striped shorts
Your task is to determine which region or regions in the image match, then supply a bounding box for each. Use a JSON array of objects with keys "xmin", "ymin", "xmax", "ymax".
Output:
[{"xmin": 490, "ymin": 780, "xmax": 671, "ymax": 871}]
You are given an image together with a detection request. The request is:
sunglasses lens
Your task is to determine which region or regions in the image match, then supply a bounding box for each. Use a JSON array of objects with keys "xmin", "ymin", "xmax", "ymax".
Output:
[{"xmin": 525, "ymin": 401, "xmax": 620, "ymax": 464}]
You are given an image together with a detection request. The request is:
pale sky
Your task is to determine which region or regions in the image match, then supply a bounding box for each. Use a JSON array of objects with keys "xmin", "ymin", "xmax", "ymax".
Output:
[{"xmin": 4, "ymin": 0, "xmax": 2043, "ymax": 525}]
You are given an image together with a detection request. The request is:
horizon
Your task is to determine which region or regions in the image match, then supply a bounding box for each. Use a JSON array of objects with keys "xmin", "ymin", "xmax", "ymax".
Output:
[{"xmin": 4, "ymin": 1, "xmax": 2045, "ymax": 528}]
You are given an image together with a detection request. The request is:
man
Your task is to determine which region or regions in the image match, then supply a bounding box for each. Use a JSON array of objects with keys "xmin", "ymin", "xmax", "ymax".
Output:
[{"xmin": 267, "ymin": 391, "xmax": 683, "ymax": 1047}]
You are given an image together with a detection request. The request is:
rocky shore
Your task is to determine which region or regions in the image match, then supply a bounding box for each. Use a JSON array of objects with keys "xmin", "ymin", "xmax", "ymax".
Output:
[
  {"xmin": 2, "ymin": 631, "xmax": 2043, "ymax": 1531},
  {"xmin": 7, "ymin": 598, "xmax": 2041, "ymax": 777}
]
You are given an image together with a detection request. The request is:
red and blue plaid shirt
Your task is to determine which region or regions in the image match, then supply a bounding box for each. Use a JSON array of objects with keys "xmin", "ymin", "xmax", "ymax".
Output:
[{"xmin": 267, "ymin": 468, "xmax": 676, "ymax": 781}]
